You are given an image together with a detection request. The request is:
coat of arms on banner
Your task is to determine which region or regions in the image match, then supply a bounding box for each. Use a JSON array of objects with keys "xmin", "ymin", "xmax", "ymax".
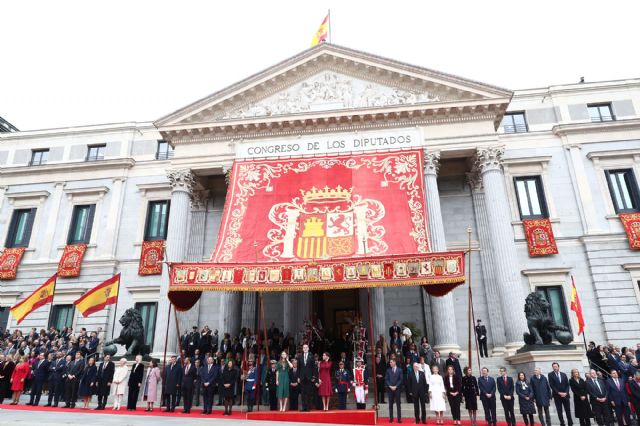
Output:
[{"xmin": 265, "ymin": 185, "xmax": 387, "ymax": 261}]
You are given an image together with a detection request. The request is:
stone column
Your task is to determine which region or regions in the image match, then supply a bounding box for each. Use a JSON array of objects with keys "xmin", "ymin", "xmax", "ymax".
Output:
[
  {"xmin": 424, "ymin": 152, "xmax": 460, "ymax": 353},
  {"xmin": 219, "ymin": 292, "xmax": 242, "ymax": 336},
  {"xmin": 283, "ymin": 292, "xmax": 297, "ymax": 336},
  {"xmin": 39, "ymin": 182, "xmax": 65, "ymax": 261},
  {"xmin": 566, "ymin": 144, "xmax": 601, "ymax": 234},
  {"xmin": 152, "ymin": 169, "xmax": 194, "ymax": 357},
  {"xmin": 475, "ymin": 147, "xmax": 527, "ymax": 351},
  {"xmin": 370, "ymin": 288, "xmax": 386, "ymax": 342},
  {"xmin": 242, "ymin": 292, "xmax": 257, "ymax": 331},
  {"xmin": 101, "ymin": 177, "xmax": 125, "ymax": 259},
  {"xmin": 467, "ymin": 173, "xmax": 506, "ymax": 354}
]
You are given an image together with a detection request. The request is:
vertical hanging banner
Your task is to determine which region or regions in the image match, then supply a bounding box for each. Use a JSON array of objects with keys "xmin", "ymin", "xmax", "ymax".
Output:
[
  {"xmin": 619, "ymin": 213, "xmax": 640, "ymax": 249},
  {"xmin": 522, "ymin": 218, "xmax": 558, "ymax": 257},
  {"xmin": 139, "ymin": 240, "xmax": 165, "ymax": 275},
  {"xmin": 57, "ymin": 243, "xmax": 88, "ymax": 277},
  {"xmin": 0, "ymin": 247, "xmax": 26, "ymax": 280}
]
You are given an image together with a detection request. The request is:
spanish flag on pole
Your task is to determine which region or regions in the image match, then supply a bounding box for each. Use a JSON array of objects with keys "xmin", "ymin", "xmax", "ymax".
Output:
[
  {"xmin": 570, "ymin": 275, "xmax": 585, "ymax": 335},
  {"xmin": 310, "ymin": 13, "xmax": 330, "ymax": 47},
  {"xmin": 74, "ymin": 273, "xmax": 120, "ymax": 317},
  {"xmin": 10, "ymin": 274, "xmax": 57, "ymax": 324}
]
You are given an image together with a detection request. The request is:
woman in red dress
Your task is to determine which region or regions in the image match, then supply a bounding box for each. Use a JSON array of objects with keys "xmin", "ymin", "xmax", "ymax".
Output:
[
  {"xmin": 317, "ymin": 352, "xmax": 333, "ymax": 411},
  {"xmin": 10, "ymin": 355, "xmax": 30, "ymax": 405}
]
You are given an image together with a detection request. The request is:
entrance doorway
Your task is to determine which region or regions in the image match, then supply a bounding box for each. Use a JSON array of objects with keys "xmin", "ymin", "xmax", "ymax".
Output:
[{"xmin": 311, "ymin": 289, "xmax": 360, "ymax": 340}]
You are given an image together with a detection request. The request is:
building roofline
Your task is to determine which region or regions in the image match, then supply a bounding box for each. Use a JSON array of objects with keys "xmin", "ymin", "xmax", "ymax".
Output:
[{"xmin": 0, "ymin": 121, "xmax": 158, "ymax": 141}]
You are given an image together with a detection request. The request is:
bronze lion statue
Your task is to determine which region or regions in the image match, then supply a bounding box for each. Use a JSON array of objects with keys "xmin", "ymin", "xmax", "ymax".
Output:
[
  {"xmin": 523, "ymin": 292, "xmax": 573, "ymax": 345},
  {"xmin": 103, "ymin": 308, "xmax": 150, "ymax": 357}
]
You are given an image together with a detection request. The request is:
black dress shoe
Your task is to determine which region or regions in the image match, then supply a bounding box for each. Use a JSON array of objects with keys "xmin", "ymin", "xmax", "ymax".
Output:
[{"xmin": 44, "ymin": 404, "xmax": 51, "ymax": 407}]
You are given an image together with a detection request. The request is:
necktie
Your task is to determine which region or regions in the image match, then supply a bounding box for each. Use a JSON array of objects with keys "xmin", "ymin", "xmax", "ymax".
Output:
[
  {"xmin": 557, "ymin": 372, "xmax": 561, "ymax": 382},
  {"xmin": 416, "ymin": 372, "xmax": 419, "ymax": 382},
  {"xmin": 504, "ymin": 377, "xmax": 507, "ymax": 385},
  {"xmin": 616, "ymin": 379, "xmax": 620, "ymax": 390},
  {"xmin": 595, "ymin": 379, "xmax": 601, "ymax": 394},
  {"xmin": 304, "ymin": 354, "xmax": 307, "ymax": 364},
  {"xmin": 208, "ymin": 365, "xmax": 211, "ymax": 374},
  {"xmin": 185, "ymin": 366, "xmax": 189, "ymax": 375}
]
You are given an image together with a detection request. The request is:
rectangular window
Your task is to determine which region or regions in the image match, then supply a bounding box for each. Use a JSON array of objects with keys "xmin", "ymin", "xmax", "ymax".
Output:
[
  {"xmin": 144, "ymin": 200, "xmax": 170, "ymax": 241},
  {"xmin": 48, "ymin": 305, "xmax": 74, "ymax": 330},
  {"xmin": 605, "ymin": 169, "xmax": 640, "ymax": 213},
  {"xmin": 502, "ymin": 112, "xmax": 528, "ymax": 133},
  {"xmin": 30, "ymin": 149, "xmax": 49, "ymax": 166},
  {"xmin": 155, "ymin": 140, "xmax": 174, "ymax": 160},
  {"xmin": 588, "ymin": 103, "xmax": 615, "ymax": 122},
  {"xmin": 67, "ymin": 204, "xmax": 96, "ymax": 244},
  {"xmin": 514, "ymin": 176, "xmax": 549, "ymax": 219},
  {"xmin": 0, "ymin": 307, "xmax": 9, "ymax": 331},
  {"xmin": 536, "ymin": 286, "xmax": 571, "ymax": 330},
  {"xmin": 135, "ymin": 302, "xmax": 157, "ymax": 348},
  {"xmin": 86, "ymin": 144, "xmax": 106, "ymax": 161},
  {"xmin": 5, "ymin": 208, "xmax": 36, "ymax": 248}
]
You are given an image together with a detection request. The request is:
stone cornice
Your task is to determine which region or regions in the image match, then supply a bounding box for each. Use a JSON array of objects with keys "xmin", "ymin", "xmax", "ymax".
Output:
[
  {"xmin": 553, "ymin": 117, "xmax": 640, "ymax": 137},
  {"xmin": 586, "ymin": 148, "xmax": 640, "ymax": 160},
  {"xmin": 0, "ymin": 122, "xmax": 156, "ymax": 142},
  {"xmin": 521, "ymin": 267, "xmax": 572, "ymax": 276},
  {"xmin": 0, "ymin": 158, "xmax": 136, "ymax": 177}
]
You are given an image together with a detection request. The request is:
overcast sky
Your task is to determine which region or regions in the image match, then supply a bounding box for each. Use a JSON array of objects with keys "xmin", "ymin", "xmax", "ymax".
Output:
[{"xmin": 2, "ymin": 0, "xmax": 639, "ymax": 131}]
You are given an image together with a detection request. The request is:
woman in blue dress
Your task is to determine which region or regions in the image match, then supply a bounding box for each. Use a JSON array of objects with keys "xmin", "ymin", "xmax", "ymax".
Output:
[
  {"xmin": 515, "ymin": 371, "xmax": 537, "ymax": 426},
  {"xmin": 79, "ymin": 357, "xmax": 97, "ymax": 409}
]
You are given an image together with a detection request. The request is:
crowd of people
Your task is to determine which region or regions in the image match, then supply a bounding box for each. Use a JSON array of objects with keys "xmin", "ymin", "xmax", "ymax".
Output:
[{"xmin": 1, "ymin": 323, "xmax": 640, "ymax": 426}]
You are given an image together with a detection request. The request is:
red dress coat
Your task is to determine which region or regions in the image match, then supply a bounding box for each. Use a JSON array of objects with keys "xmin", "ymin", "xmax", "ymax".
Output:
[
  {"xmin": 11, "ymin": 362, "xmax": 30, "ymax": 392},
  {"xmin": 318, "ymin": 361, "xmax": 332, "ymax": 397}
]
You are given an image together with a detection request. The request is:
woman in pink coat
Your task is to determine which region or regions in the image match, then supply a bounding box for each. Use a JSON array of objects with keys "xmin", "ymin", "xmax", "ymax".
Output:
[
  {"xmin": 10, "ymin": 356, "xmax": 30, "ymax": 404},
  {"xmin": 143, "ymin": 360, "xmax": 161, "ymax": 411}
]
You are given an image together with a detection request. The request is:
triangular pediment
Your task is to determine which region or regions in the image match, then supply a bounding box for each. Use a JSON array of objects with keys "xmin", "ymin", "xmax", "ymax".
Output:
[{"xmin": 156, "ymin": 44, "xmax": 512, "ymax": 128}]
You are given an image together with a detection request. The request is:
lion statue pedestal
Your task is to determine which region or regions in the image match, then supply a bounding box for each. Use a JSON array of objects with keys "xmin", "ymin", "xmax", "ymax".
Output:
[
  {"xmin": 505, "ymin": 292, "xmax": 587, "ymax": 373},
  {"xmin": 102, "ymin": 308, "xmax": 153, "ymax": 361}
]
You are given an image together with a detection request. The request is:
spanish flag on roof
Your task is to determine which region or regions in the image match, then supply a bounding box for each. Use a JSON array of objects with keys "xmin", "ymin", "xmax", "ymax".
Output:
[
  {"xmin": 10, "ymin": 274, "xmax": 56, "ymax": 324},
  {"xmin": 310, "ymin": 13, "xmax": 330, "ymax": 47},
  {"xmin": 74, "ymin": 273, "xmax": 120, "ymax": 317}
]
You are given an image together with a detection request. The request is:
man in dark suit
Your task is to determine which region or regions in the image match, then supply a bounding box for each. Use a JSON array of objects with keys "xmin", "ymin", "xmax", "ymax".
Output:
[
  {"xmin": 496, "ymin": 367, "xmax": 515, "ymax": 426},
  {"xmin": 586, "ymin": 369, "xmax": 609, "ymax": 426},
  {"xmin": 181, "ymin": 357, "xmax": 197, "ymax": 413},
  {"xmin": 296, "ymin": 344, "xmax": 316, "ymax": 411},
  {"xmin": 607, "ymin": 369, "xmax": 631, "ymax": 426},
  {"xmin": 479, "ymin": 367, "xmax": 497, "ymax": 426},
  {"xmin": 46, "ymin": 352, "xmax": 66, "ymax": 407},
  {"xmin": 27, "ymin": 352, "xmax": 50, "ymax": 406},
  {"xmin": 289, "ymin": 358, "xmax": 300, "ymax": 411},
  {"xmin": 548, "ymin": 362, "xmax": 573, "ymax": 426},
  {"xmin": 389, "ymin": 320, "xmax": 402, "ymax": 340},
  {"xmin": 629, "ymin": 371, "xmax": 640, "ymax": 420},
  {"xmin": 475, "ymin": 320, "xmax": 488, "ymax": 358},
  {"xmin": 64, "ymin": 352, "xmax": 84, "ymax": 408},
  {"xmin": 407, "ymin": 362, "xmax": 428, "ymax": 424},
  {"xmin": 445, "ymin": 352, "xmax": 462, "ymax": 379},
  {"xmin": 385, "ymin": 358, "xmax": 403, "ymax": 423},
  {"xmin": 530, "ymin": 368, "xmax": 552, "ymax": 426},
  {"xmin": 376, "ymin": 353, "xmax": 388, "ymax": 404},
  {"xmin": 164, "ymin": 356, "xmax": 183, "ymax": 412},
  {"xmin": 200, "ymin": 356, "xmax": 219, "ymax": 414},
  {"xmin": 126, "ymin": 355, "xmax": 144, "ymax": 410},
  {"xmin": 187, "ymin": 327, "xmax": 200, "ymax": 357},
  {"xmin": 431, "ymin": 351, "xmax": 446, "ymax": 378},
  {"xmin": 95, "ymin": 354, "xmax": 114, "ymax": 410}
]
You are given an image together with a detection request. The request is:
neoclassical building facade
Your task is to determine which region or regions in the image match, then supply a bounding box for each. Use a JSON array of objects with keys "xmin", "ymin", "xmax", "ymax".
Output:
[{"xmin": 1, "ymin": 44, "xmax": 639, "ymax": 359}]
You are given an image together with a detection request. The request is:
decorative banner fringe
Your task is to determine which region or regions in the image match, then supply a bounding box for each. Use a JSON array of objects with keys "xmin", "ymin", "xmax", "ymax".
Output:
[
  {"xmin": 522, "ymin": 218, "xmax": 558, "ymax": 257},
  {"xmin": 57, "ymin": 244, "xmax": 88, "ymax": 277},
  {"xmin": 620, "ymin": 213, "xmax": 640, "ymax": 249},
  {"xmin": 0, "ymin": 247, "xmax": 26, "ymax": 280},
  {"xmin": 139, "ymin": 240, "xmax": 165, "ymax": 276}
]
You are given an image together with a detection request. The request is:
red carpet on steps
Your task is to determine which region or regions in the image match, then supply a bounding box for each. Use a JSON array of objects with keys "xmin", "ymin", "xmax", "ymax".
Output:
[{"xmin": 0, "ymin": 404, "xmax": 523, "ymax": 425}]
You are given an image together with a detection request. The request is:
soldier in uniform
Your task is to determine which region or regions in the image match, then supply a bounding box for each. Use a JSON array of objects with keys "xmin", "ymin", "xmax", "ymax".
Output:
[
  {"xmin": 334, "ymin": 360, "xmax": 351, "ymax": 410},
  {"xmin": 352, "ymin": 358, "xmax": 369, "ymax": 410},
  {"xmin": 244, "ymin": 360, "xmax": 257, "ymax": 412}
]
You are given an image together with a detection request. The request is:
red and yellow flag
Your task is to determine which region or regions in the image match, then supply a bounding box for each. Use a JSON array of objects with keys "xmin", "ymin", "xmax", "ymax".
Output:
[
  {"xmin": 310, "ymin": 14, "xmax": 329, "ymax": 47},
  {"xmin": 570, "ymin": 276, "xmax": 585, "ymax": 335},
  {"xmin": 74, "ymin": 273, "xmax": 120, "ymax": 317},
  {"xmin": 10, "ymin": 274, "xmax": 56, "ymax": 324}
]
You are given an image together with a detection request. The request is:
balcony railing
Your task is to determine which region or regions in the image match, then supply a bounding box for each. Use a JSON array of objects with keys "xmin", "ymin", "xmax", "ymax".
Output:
[
  {"xmin": 155, "ymin": 150, "xmax": 175, "ymax": 160},
  {"xmin": 503, "ymin": 123, "xmax": 529, "ymax": 134}
]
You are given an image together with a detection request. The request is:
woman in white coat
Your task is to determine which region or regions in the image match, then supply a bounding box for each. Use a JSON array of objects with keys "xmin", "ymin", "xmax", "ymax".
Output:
[
  {"xmin": 111, "ymin": 358, "xmax": 129, "ymax": 410},
  {"xmin": 429, "ymin": 365, "xmax": 447, "ymax": 425}
]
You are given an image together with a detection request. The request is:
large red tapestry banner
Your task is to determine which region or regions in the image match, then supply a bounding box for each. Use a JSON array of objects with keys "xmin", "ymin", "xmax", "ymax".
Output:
[
  {"xmin": 0, "ymin": 248, "xmax": 26, "ymax": 280},
  {"xmin": 139, "ymin": 240, "xmax": 165, "ymax": 275},
  {"xmin": 57, "ymin": 244, "xmax": 87, "ymax": 277},
  {"xmin": 212, "ymin": 150, "xmax": 430, "ymax": 263},
  {"xmin": 522, "ymin": 218, "xmax": 559, "ymax": 257},
  {"xmin": 619, "ymin": 213, "xmax": 640, "ymax": 249},
  {"xmin": 169, "ymin": 252, "xmax": 464, "ymax": 293}
]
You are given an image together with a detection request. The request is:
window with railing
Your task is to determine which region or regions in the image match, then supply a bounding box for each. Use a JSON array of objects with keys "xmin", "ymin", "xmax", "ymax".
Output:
[
  {"xmin": 86, "ymin": 144, "xmax": 106, "ymax": 161},
  {"xmin": 501, "ymin": 112, "xmax": 528, "ymax": 133},
  {"xmin": 605, "ymin": 169, "xmax": 640, "ymax": 213},
  {"xmin": 156, "ymin": 140, "xmax": 174, "ymax": 160},
  {"xmin": 30, "ymin": 149, "xmax": 49, "ymax": 166},
  {"xmin": 588, "ymin": 103, "xmax": 615, "ymax": 122}
]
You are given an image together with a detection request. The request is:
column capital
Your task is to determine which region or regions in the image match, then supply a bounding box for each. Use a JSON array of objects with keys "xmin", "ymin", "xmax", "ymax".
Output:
[
  {"xmin": 475, "ymin": 146, "xmax": 505, "ymax": 174},
  {"xmin": 465, "ymin": 169, "xmax": 483, "ymax": 191},
  {"xmin": 423, "ymin": 151, "xmax": 441, "ymax": 176},
  {"xmin": 167, "ymin": 169, "xmax": 195, "ymax": 194},
  {"xmin": 191, "ymin": 190, "xmax": 209, "ymax": 211}
]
